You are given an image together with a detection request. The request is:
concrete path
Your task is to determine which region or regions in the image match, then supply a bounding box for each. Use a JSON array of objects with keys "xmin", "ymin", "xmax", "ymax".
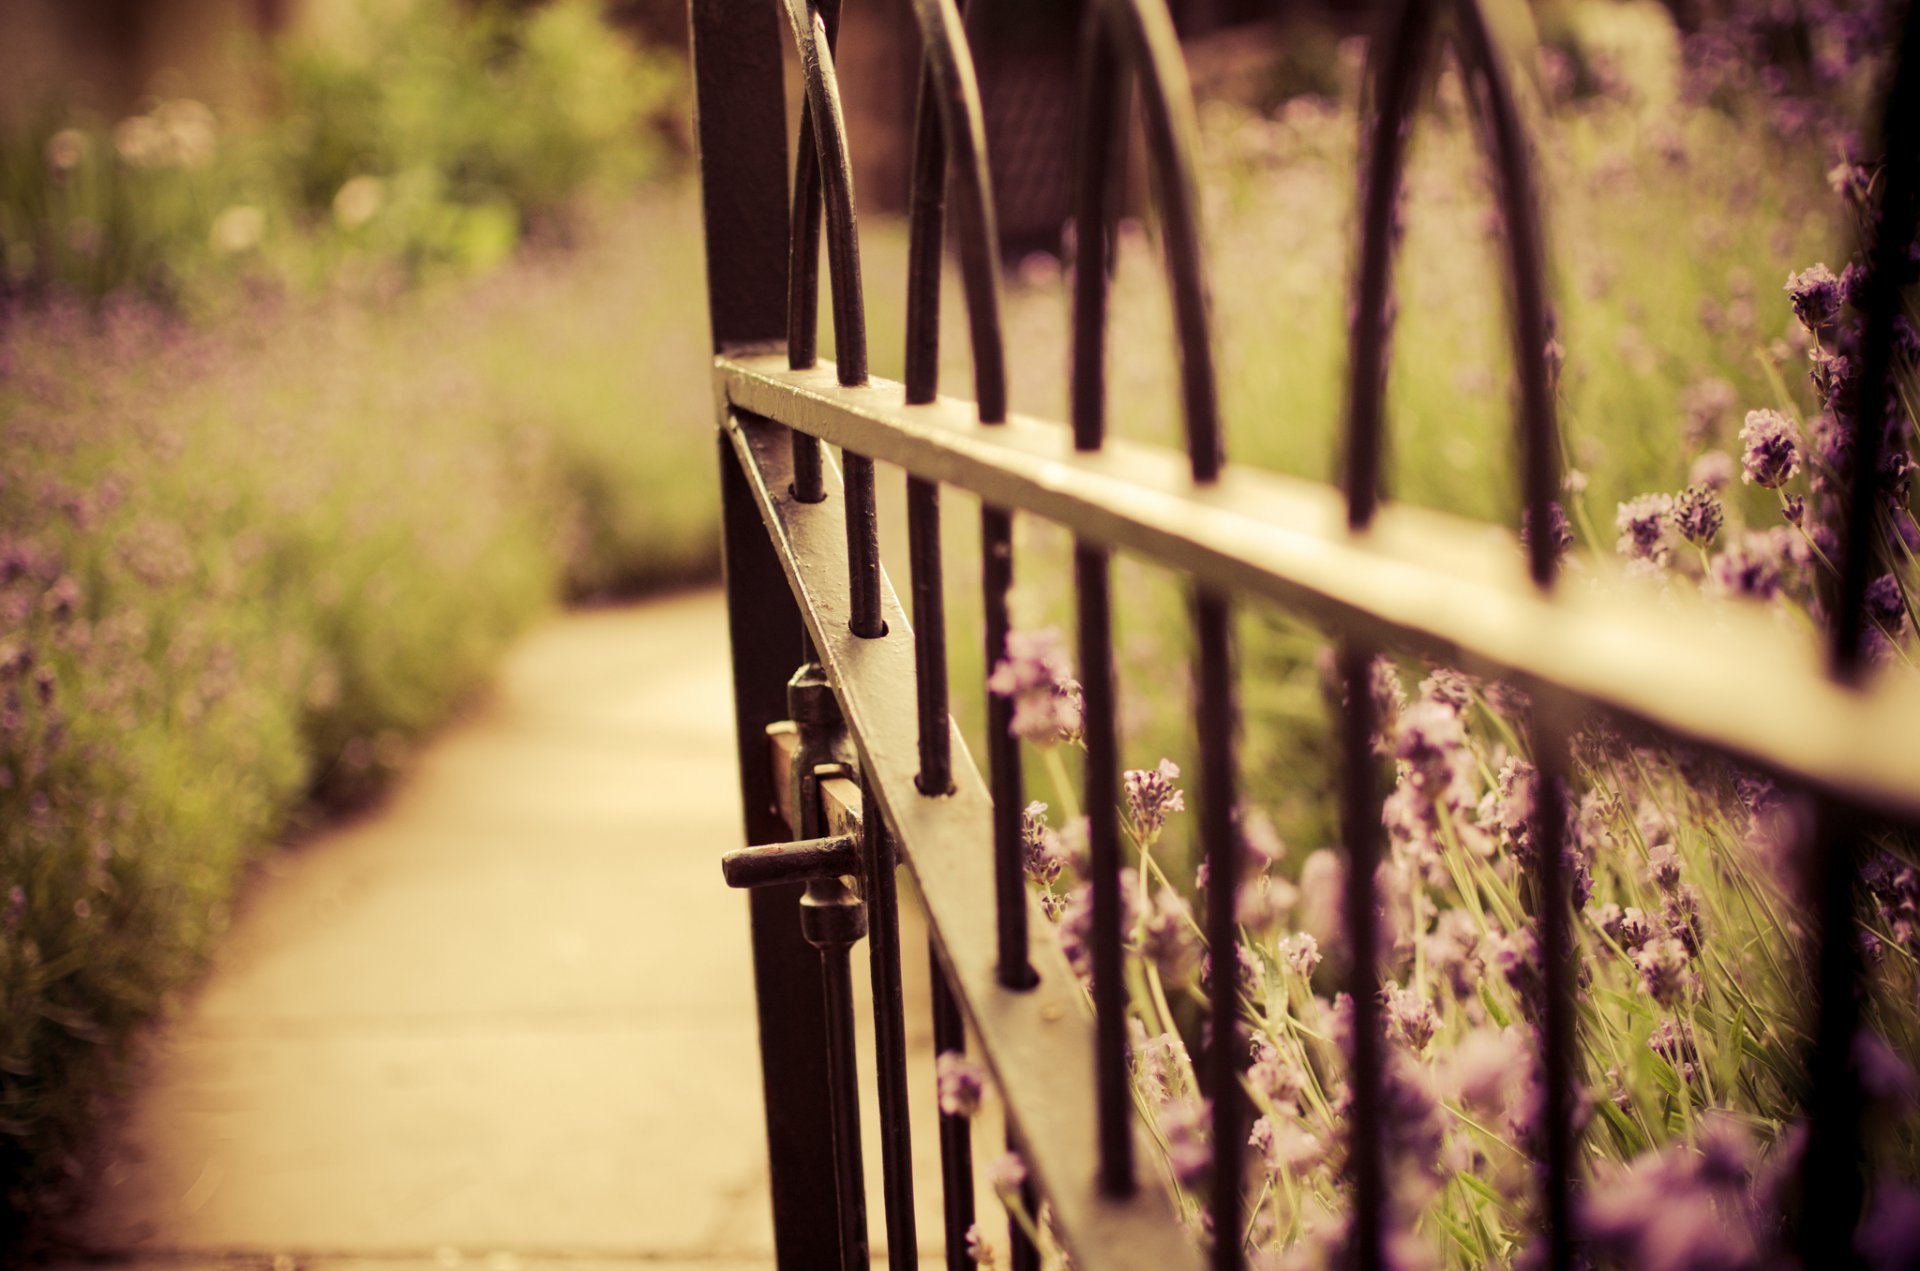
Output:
[{"xmin": 55, "ymin": 592, "xmax": 1008, "ymax": 1270}]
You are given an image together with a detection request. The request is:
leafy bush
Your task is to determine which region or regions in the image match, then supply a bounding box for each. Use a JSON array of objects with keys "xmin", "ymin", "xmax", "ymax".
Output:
[
  {"xmin": 0, "ymin": 190, "xmax": 715, "ymax": 1215},
  {"xmin": 0, "ymin": 0, "xmax": 681, "ymax": 305}
]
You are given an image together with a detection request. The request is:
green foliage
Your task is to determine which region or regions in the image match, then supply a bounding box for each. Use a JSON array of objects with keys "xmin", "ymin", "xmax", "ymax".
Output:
[
  {"xmin": 0, "ymin": 191, "xmax": 715, "ymax": 1210},
  {"xmin": 0, "ymin": 0, "xmax": 681, "ymax": 304}
]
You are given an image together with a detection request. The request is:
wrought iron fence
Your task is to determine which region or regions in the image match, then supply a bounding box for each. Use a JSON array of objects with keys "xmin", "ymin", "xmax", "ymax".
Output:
[{"xmin": 688, "ymin": 0, "xmax": 1920, "ymax": 1267}]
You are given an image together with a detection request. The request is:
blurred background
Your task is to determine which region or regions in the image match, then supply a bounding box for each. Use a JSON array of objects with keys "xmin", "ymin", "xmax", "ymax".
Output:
[{"xmin": 0, "ymin": 0, "xmax": 1898, "ymax": 1246}]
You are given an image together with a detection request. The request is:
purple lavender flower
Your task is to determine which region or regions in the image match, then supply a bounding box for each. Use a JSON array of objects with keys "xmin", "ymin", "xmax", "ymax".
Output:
[
  {"xmin": 1707, "ymin": 529, "xmax": 1791, "ymax": 601},
  {"xmin": 1664, "ymin": 884, "xmax": 1707, "ymax": 956},
  {"xmin": 1688, "ymin": 450, "xmax": 1737, "ymax": 491},
  {"xmin": 1521, "ymin": 500, "xmax": 1575, "ymax": 562},
  {"xmin": 1635, "ymin": 936, "xmax": 1694, "ymax": 1006},
  {"xmin": 987, "ymin": 1150, "xmax": 1028, "ymax": 1195},
  {"xmin": 1475, "ymin": 756, "xmax": 1538, "ymax": 857},
  {"xmin": 1160, "ymin": 1097, "xmax": 1212, "ymax": 1189},
  {"xmin": 1134, "ymin": 887, "xmax": 1199, "ymax": 984},
  {"xmin": 1738, "ymin": 409, "xmax": 1802, "ymax": 488},
  {"xmin": 1646, "ymin": 840, "xmax": 1683, "ymax": 891},
  {"xmin": 1279, "ymin": 932, "xmax": 1321, "ymax": 980},
  {"xmin": 1417, "ymin": 667, "xmax": 1475, "ymax": 712},
  {"xmin": 1648, "ymin": 1015, "xmax": 1700, "ymax": 1082},
  {"xmin": 1381, "ymin": 981, "xmax": 1437, "ymax": 1052},
  {"xmin": 1855, "ymin": 1030, "xmax": 1918, "ymax": 1113},
  {"xmin": 1123, "ymin": 759, "xmax": 1185, "ymax": 841},
  {"xmin": 1671, "ymin": 485, "xmax": 1723, "ymax": 547},
  {"xmin": 1058, "ymin": 869, "xmax": 1139, "ymax": 982},
  {"xmin": 1130, "ymin": 1022, "xmax": 1191, "ymax": 1103},
  {"xmin": 1786, "ymin": 263, "xmax": 1843, "ymax": 332},
  {"xmin": 937, "ymin": 1050, "xmax": 986, "ymax": 1118},
  {"xmin": 1019, "ymin": 801, "xmax": 1064, "ymax": 885},
  {"xmin": 1866, "ymin": 574, "xmax": 1909, "ymax": 642},
  {"xmin": 1809, "ymin": 347, "xmax": 1855, "ymax": 412},
  {"xmin": 1249, "ymin": 1036, "xmax": 1305, "ymax": 1110},
  {"xmin": 1615, "ymin": 493, "xmax": 1675, "ymax": 562},
  {"xmin": 986, "ymin": 628, "xmax": 1083, "ymax": 746}
]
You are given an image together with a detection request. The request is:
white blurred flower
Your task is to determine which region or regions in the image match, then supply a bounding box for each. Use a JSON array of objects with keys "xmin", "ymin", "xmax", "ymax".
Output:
[
  {"xmin": 114, "ymin": 101, "xmax": 216, "ymax": 169},
  {"xmin": 210, "ymin": 205, "xmax": 266, "ymax": 255},
  {"xmin": 154, "ymin": 99, "xmax": 216, "ymax": 169},
  {"xmin": 333, "ymin": 175, "xmax": 385, "ymax": 229},
  {"xmin": 113, "ymin": 115, "xmax": 165, "ymax": 167},
  {"xmin": 45, "ymin": 129, "xmax": 88, "ymax": 172}
]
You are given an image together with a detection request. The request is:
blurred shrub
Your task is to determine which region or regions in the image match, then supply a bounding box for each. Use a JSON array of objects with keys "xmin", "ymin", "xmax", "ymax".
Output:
[
  {"xmin": 0, "ymin": 0, "xmax": 681, "ymax": 305},
  {"xmin": 0, "ymin": 189, "xmax": 715, "ymax": 1216}
]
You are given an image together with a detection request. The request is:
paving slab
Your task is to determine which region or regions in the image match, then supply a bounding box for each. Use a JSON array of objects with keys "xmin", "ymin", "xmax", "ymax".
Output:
[{"xmin": 55, "ymin": 592, "xmax": 1017, "ymax": 1270}]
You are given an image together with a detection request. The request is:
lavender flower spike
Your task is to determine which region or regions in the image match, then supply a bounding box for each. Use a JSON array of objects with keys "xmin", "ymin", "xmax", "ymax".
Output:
[
  {"xmin": 1738, "ymin": 409, "xmax": 1802, "ymax": 489},
  {"xmin": 1123, "ymin": 759, "xmax": 1185, "ymax": 840},
  {"xmin": 986, "ymin": 627, "xmax": 1083, "ymax": 746},
  {"xmin": 936, "ymin": 1050, "xmax": 986, "ymax": 1118}
]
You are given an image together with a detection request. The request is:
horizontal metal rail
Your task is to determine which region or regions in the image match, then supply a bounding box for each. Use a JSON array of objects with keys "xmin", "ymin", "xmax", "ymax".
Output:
[
  {"xmin": 719, "ymin": 352, "xmax": 1920, "ymax": 826},
  {"xmin": 724, "ymin": 406, "xmax": 1208, "ymax": 1271}
]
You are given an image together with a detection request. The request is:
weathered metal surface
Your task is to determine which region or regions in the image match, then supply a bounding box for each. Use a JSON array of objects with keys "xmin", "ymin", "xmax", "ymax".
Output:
[
  {"xmin": 717, "ymin": 354, "xmax": 1920, "ymax": 825},
  {"xmin": 727, "ymin": 409, "xmax": 1209, "ymax": 1271}
]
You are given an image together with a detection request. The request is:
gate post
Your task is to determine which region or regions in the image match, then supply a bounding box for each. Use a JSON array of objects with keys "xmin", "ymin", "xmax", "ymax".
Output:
[{"xmin": 691, "ymin": 4, "xmax": 841, "ymax": 1266}]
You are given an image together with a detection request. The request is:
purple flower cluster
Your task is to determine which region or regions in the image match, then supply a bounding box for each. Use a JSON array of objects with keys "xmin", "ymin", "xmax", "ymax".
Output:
[
  {"xmin": 936, "ymin": 1050, "xmax": 986, "ymax": 1118},
  {"xmin": 986, "ymin": 627, "xmax": 1084, "ymax": 746},
  {"xmin": 1738, "ymin": 409, "xmax": 1802, "ymax": 489},
  {"xmin": 1123, "ymin": 759, "xmax": 1185, "ymax": 841}
]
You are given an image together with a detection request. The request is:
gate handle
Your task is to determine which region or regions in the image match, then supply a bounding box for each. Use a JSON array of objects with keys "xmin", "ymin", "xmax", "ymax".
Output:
[{"xmin": 721, "ymin": 834, "xmax": 857, "ymax": 890}]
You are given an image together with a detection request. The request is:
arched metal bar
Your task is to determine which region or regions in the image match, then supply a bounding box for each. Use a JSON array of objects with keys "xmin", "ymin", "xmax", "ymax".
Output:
[
  {"xmin": 1066, "ymin": 1, "xmax": 1238, "ymax": 1247},
  {"xmin": 1343, "ymin": 2, "xmax": 1572, "ymax": 1265},
  {"xmin": 1450, "ymin": 0, "xmax": 1560, "ymax": 588},
  {"xmin": 1344, "ymin": 0, "xmax": 1436, "ymax": 530},
  {"xmin": 785, "ymin": 0, "xmax": 840, "ymax": 504},
  {"xmin": 780, "ymin": 0, "xmax": 881, "ymax": 639},
  {"xmin": 1800, "ymin": 4, "xmax": 1920, "ymax": 1261},
  {"xmin": 1070, "ymin": 0, "xmax": 1222, "ymax": 480},
  {"xmin": 782, "ymin": 0, "xmax": 868, "ymax": 390},
  {"xmin": 1448, "ymin": 8, "xmax": 1576, "ymax": 1269},
  {"xmin": 905, "ymin": 0, "xmax": 1009, "ymax": 422}
]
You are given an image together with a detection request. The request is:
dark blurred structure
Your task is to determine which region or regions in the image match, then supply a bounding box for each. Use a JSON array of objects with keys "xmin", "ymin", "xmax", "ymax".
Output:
[
  {"xmin": 0, "ymin": 0, "xmax": 1383, "ymax": 258},
  {"xmin": 0, "ymin": 0, "xmax": 288, "ymax": 122}
]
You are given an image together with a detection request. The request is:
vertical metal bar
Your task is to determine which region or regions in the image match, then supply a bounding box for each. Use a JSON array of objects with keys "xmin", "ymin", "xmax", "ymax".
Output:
[
  {"xmin": 1195, "ymin": 587, "xmax": 1241, "ymax": 1271},
  {"xmin": 1077, "ymin": 540, "xmax": 1135, "ymax": 1197},
  {"xmin": 817, "ymin": 925, "xmax": 872, "ymax": 1271},
  {"xmin": 690, "ymin": 0, "xmax": 789, "ymax": 354},
  {"xmin": 1799, "ymin": 8, "xmax": 1918, "ymax": 1258},
  {"xmin": 845, "ymin": 451, "xmax": 885, "ymax": 638},
  {"xmin": 905, "ymin": 61, "xmax": 947, "ymax": 410},
  {"xmin": 863, "ymin": 792, "xmax": 919, "ymax": 1270},
  {"xmin": 930, "ymin": 949, "xmax": 977, "ymax": 1271},
  {"xmin": 1827, "ymin": 0, "xmax": 1917, "ymax": 683},
  {"xmin": 784, "ymin": 0, "xmax": 868, "ymax": 388},
  {"xmin": 789, "ymin": 108, "xmax": 828, "ymax": 503},
  {"xmin": 906, "ymin": 0, "xmax": 1009, "ymax": 423},
  {"xmin": 983, "ymin": 502, "xmax": 1035, "ymax": 988},
  {"xmin": 1070, "ymin": 15, "xmax": 1122, "ymax": 454},
  {"xmin": 784, "ymin": 0, "xmax": 836, "ymax": 504},
  {"xmin": 1531, "ymin": 715, "xmax": 1574, "ymax": 1271},
  {"xmin": 717, "ymin": 436, "xmax": 842, "ymax": 1269},
  {"xmin": 1009, "ymin": 1128, "xmax": 1041, "ymax": 1271},
  {"xmin": 1335, "ymin": 640, "xmax": 1384, "ymax": 1271},
  {"xmin": 1345, "ymin": 0, "xmax": 1434, "ymax": 527},
  {"xmin": 691, "ymin": 3, "xmax": 840, "ymax": 1265},
  {"xmin": 909, "ymin": 477, "xmax": 953, "ymax": 792},
  {"xmin": 1449, "ymin": 0, "xmax": 1559, "ymax": 588},
  {"xmin": 1102, "ymin": 0, "xmax": 1221, "ymax": 481}
]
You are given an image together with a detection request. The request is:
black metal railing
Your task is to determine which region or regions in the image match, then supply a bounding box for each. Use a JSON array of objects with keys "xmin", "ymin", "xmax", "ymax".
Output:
[{"xmin": 689, "ymin": 0, "xmax": 1920, "ymax": 1267}]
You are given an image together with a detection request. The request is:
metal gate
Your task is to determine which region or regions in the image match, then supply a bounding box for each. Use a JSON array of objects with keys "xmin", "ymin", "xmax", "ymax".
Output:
[{"xmin": 687, "ymin": 0, "xmax": 1920, "ymax": 1266}]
